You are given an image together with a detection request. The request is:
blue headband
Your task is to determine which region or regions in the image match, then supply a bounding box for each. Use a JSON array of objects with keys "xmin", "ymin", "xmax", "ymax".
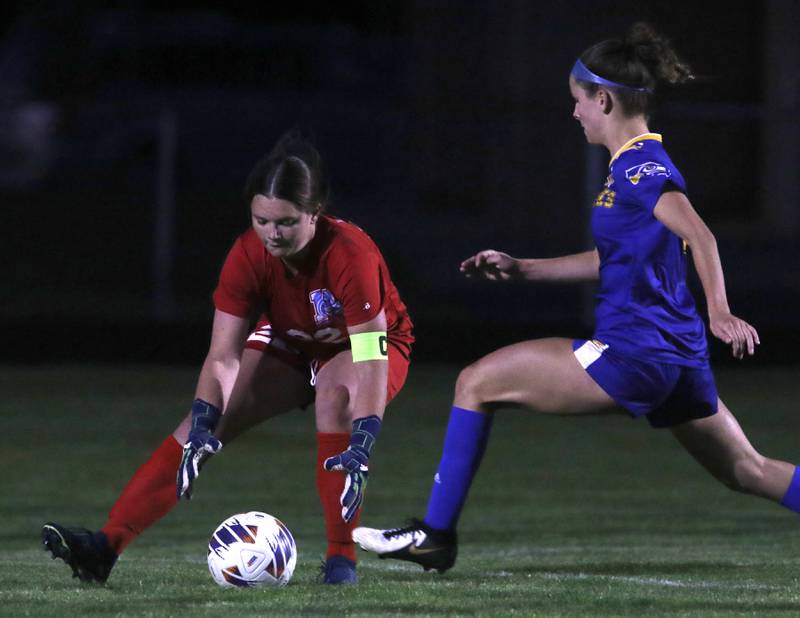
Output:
[{"xmin": 571, "ymin": 59, "xmax": 653, "ymax": 93}]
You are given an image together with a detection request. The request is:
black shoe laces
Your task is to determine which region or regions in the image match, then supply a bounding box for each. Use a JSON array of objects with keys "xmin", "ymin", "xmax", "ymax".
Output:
[{"xmin": 383, "ymin": 518, "xmax": 426, "ymax": 539}]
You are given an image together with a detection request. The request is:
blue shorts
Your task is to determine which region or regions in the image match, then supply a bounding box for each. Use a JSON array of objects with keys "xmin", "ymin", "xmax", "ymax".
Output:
[{"xmin": 572, "ymin": 339, "xmax": 718, "ymax": 428}]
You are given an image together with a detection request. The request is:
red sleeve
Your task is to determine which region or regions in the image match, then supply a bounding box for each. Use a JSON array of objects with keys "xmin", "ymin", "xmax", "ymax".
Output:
[
  {"xmin": 212, "ymin": 236, "xmax": 262, "ymax": 318},
  {"xmin": 328, "ymin": 243, "xmax": 385, "ymax": 326}
]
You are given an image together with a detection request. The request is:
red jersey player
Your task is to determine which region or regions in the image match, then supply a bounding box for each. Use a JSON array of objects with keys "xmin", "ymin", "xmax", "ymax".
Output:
[{"xmin": 42, "ymin": 131, "xmax": 414, "ymax": 585}]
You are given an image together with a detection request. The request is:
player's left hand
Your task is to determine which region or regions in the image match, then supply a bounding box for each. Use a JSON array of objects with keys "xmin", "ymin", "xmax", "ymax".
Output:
[
  {"xmin": 709, "ymin": 309, "xmax": 760, "ymax": 359},
  {"xmin": 324, "ymin": 448, "xmax": 368, "ymax": 523}
]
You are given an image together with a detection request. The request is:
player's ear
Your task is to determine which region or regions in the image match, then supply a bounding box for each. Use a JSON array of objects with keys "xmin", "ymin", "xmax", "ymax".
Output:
[{"xmin": 598, "ymin": 88, "xmax": 613, "ymax": 115}]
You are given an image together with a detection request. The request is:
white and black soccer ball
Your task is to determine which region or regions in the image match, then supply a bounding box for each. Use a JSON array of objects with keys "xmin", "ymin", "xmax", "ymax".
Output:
[{"xmin": 207, "ymin": 511, "xmax": 297, "ymax": 588}]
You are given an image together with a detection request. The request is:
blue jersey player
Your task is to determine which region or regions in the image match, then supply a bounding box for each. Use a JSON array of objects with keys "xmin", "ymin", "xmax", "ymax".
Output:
[{"xmin": 352, "ymin": 23, "xmax": 800, "ymax": 573}]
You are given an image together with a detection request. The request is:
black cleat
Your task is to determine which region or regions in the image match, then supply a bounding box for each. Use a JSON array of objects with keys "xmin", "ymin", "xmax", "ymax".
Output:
[
  {"xmin": 42, "ymin": 522, "xmax": 118, "ymax": 583},
  {"xmin": 352, "ymin": 518, "xmax": 457, "ymax": 573}
]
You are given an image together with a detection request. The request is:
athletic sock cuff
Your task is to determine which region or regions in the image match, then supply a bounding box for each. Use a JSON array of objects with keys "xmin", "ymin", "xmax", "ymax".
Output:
[{"xmin": 780, "ymin": 466, "xmax": 800, "ymax": 513}]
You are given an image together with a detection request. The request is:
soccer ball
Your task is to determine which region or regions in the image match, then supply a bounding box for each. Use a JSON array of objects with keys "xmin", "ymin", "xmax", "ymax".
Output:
[{"xmin": 207, "ymin": 511, "xmax": 297, "ymax": 588}]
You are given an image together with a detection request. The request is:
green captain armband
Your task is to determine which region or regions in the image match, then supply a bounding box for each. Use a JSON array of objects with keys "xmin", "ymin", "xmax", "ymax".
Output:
[{"xmin": 349, "ymin": 331, "xmax": 389, "ymax": 362}]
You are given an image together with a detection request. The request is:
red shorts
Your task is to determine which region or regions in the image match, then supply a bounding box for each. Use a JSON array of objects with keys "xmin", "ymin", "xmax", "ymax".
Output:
[{"xmin": 244, "ymin": 322, "xmax": 411, "ymax": 404}]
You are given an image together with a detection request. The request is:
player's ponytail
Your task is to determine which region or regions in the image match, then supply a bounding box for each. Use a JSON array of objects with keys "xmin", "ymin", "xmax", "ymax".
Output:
[
  {"xmin": 576, "ymin": 22, "xmax": 693, "ymax": 117},
  {"xmin": 244, "ymin": 129, "xmax": 330, "ymax": 214}
]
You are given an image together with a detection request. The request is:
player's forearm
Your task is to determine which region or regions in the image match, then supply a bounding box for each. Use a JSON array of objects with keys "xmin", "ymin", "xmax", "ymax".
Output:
[
  {"xmin": 686, "ymin": 229, "xmax": 730, "ymax": 315},
  {"xmin": 350, "ymin": 360, "xmax": 388, "ymax": 420},
  {"xmin": 194, "ymin": 356, "xmax": 242, "ymax": 444},
  {"xmin": 517, "ymin": 250, "xmax": 600, "ymax": 282},
  {"xmin": 194, "ymin": 356, "xmax": 240, "ymax": 410}
]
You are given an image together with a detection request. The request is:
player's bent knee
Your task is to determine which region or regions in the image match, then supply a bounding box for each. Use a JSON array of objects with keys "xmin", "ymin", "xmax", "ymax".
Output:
[
  {"xmin": 315, "ymin": 384, "xmax": 351, "ymax": 426},
  {"xmin": 316, "ymin": 383, "xmax": 349, "ymax": 406},
  {"xmin": 454, "ymin": 362, "xmax": 488, "ymax": 405}
]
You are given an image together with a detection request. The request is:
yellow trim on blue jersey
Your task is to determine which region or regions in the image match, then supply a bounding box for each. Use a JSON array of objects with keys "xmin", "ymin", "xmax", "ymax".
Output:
[{"xmin": 609, "ymin": 133, "xmax": 663, "ymax": 167}]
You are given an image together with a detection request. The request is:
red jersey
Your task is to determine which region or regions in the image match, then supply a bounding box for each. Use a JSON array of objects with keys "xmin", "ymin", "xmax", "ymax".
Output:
[{"xmin": 212, "ymin": 215, "xmax": 414, "ymax": 362}]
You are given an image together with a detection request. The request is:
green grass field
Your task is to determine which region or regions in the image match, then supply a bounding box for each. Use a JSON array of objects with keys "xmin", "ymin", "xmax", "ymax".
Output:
[{"xmin": 3, "ymin": 363, "xmax": 800, "ymax": 617}]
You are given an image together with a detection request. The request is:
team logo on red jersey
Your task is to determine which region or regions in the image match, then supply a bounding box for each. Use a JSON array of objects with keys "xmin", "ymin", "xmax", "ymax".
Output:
[{"xmin": 309, "ymin": 289, "xmax": 343, "ymax": 325}]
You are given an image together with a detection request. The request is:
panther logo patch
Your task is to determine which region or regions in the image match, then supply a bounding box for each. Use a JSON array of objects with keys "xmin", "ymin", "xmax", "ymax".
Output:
[{"xmin": 309, "ymin": 289, "xmax": 343, "ymax": 326}]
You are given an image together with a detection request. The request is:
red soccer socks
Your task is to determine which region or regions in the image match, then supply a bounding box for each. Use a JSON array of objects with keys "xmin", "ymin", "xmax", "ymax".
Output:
[
  {"xmin": 101, "ymin": 435, "xmax": 182, "ymax": 554},
  {"xmin": 316, "ymin": 432, "xmax": 359, "ymax": 561}
]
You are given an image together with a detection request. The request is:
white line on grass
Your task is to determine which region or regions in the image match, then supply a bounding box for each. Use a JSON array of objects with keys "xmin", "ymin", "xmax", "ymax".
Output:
[
  {"xmin": 537, "ymin": 572, "xmax": 780, "ymax": 591},
  {"xmin": 470, "ymin": 544, "xmax": 800, "ymax": 567},
  {"xmin": 350, "ymin": 561, "xmax": 781, "ymax": 592},
  {"xmin": 471, "ymin": 545, "xmax": 732, "ymax": 557}
]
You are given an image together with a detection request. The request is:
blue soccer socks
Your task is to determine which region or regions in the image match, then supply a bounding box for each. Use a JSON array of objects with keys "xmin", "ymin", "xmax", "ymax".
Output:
[
  {"xmin": 424, "ymin": 406, "xmax": 494, "ymax": 531},
  {"xmin": 780, "ymin": 466, "xmax": 800, "ymax": 513}
]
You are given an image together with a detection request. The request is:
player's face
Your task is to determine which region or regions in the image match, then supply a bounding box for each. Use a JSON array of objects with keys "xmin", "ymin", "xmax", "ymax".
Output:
[
  {"xmin": 250, "ymin": 195, "xmax": 318, "ymax": 259},
  {"xmin": 569, "ymin": 76, "xmax": 605, "ymax": 144}
]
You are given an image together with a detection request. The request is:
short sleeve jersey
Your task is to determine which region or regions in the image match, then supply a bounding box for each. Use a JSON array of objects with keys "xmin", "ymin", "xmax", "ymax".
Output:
[
  {"xmin": 212, "ymin": 215, "xmax": 414, "ymax": 362},
  {"xmin": 591, "ymin": 133, "xmax": 708, "ymax": 366}
]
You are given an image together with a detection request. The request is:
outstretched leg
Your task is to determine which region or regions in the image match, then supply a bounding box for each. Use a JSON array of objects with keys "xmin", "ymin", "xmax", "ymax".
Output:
[
  {"xmin": 671, "ymin": 398, "xmax": 799, "ymax": 510},
  {"xmin": 354, "ymin": 337, "xmax": 620, "ymax": 571},
  {"xmin": 44, "ymin": 350, "xmax": 313, "ymax": 582},
  {"xmin": 101, "ymin": 350, "xmax": 313, "ymax": 554},
  {"xmin": 425, "ymin": 337, "xmax": 618, "ymax": 531}
]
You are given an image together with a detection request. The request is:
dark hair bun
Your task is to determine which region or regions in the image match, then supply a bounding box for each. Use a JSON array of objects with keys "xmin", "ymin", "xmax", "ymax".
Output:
[
  {"xmin": 626, "ymin": 22, "xmax": 693, "ymax": 84},
  {"xmin": 267, "ymin": 129, "xmax": 318, "ymax": 162}
]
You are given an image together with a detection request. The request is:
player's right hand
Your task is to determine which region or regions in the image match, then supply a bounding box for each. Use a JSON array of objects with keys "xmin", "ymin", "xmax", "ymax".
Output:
[
  {"xmin": 177, "ymin": 435, "xmax": 222, "ymax": 500},
  {"xmin": 459, "ymin": 250, "xmax": 519, "ymax": 280}
]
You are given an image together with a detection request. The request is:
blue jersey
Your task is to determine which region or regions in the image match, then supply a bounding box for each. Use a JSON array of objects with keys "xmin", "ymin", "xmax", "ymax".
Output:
[{"xmin": 591, "ymin": 133, "xmax": 708, "ymax": 367}]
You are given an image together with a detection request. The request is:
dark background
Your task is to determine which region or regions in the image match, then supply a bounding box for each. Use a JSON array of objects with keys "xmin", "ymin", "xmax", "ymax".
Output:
[{"xmin": 2, "ymin": 0, "xmax": 798, "ymax": 366}]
